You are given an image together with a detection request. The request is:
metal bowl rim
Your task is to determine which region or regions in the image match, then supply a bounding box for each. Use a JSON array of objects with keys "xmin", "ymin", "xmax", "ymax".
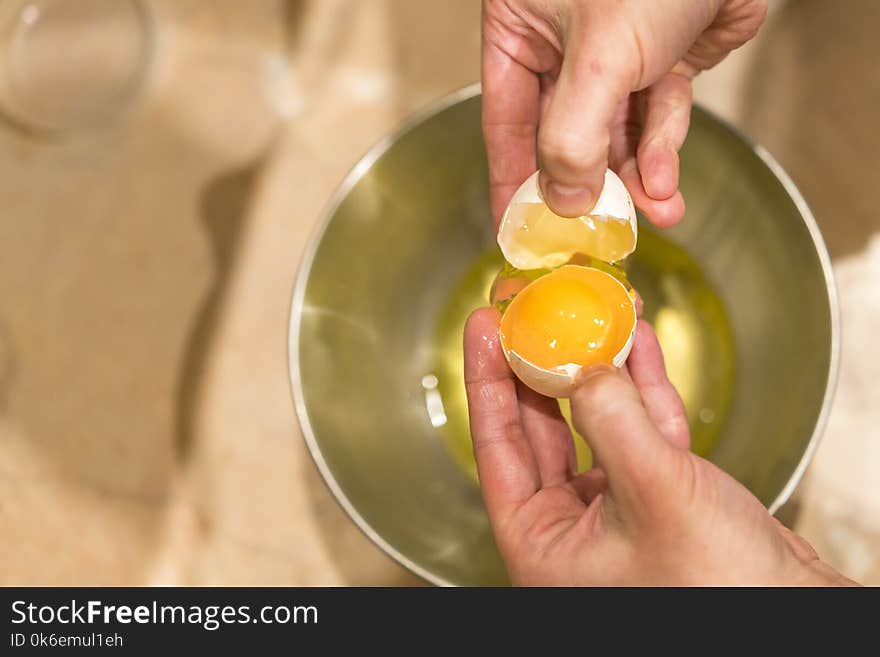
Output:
[{"xmin": 287, "ymin": 82, "xmax": 841, "ymax": 586}]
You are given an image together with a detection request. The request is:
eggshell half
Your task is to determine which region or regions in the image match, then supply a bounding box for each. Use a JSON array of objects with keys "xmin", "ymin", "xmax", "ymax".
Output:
[
  {"xmin": 499, "ymin": 267, "xmax": 637, "ymax": 399},
  {"xmin": 497, "ymin": 169, "xmax": 638, "ymax": 271},
  {"xmin": 505, "ymin": 329, "xmax": 634, "ymax": 398}
]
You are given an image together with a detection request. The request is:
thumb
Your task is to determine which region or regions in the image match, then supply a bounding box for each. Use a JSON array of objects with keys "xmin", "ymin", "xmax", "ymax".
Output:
[
  {"xmin": 569, "ymin": 365, "xmax": 675, "ymax": 504},
  {"xmin": 538, "ymin": 28, "xmax": 634, "ymax": 217}
]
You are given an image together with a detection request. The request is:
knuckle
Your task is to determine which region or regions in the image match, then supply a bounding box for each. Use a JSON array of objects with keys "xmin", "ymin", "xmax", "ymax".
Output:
[
  {"xmin": 648, "ymin": 84, "xmax": 691, "ymax": 113},
  {"xmin": 538, "ymin": 130, "xmax": 606, "ymax": 180},
  {"xmin": 637, "ymin": 136, "xmax": 669, "ymax": 156},
  {"xmin": 661, "ymin": 413, "xmax": 691, "ymax": 448}
]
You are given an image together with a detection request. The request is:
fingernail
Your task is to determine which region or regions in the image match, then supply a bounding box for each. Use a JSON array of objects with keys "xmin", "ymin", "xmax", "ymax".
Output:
[
  {"xmin": 573, "ymin": 363, "xmax": 617, "ymax": 388},
  {"xmin": 542, "ymin": 181, "xmax": 595, "ymax": 217}
]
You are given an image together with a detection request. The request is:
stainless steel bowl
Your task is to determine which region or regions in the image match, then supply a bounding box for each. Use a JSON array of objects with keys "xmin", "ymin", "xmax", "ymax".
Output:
[{"xmin": 288, "ymin": 85, "xmax": 839, "ymax": 586}]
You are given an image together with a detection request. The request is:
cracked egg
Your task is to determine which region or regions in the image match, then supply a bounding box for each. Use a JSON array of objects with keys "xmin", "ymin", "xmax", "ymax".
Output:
[{"xmin": 493, "ymin": 170, "xmax": 638, "ymax": 398}]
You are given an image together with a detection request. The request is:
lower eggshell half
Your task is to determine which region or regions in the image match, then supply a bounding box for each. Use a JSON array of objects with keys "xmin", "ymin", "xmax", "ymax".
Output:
[{"xmin": 503, "ymin": 323, "xmax": 635, "ymax": 399}]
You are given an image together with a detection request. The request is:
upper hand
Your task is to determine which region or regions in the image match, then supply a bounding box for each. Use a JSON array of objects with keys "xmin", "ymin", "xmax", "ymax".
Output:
[{"xmin": 482, "ymin": 0, "xmax": 767, "ymax": 225}]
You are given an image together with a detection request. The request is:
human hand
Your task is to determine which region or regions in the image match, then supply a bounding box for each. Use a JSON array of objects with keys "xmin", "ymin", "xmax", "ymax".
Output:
[
  {"xmin": 463, "ymin": 307, "xmax": 855, "ymax": 586},
  {"xmin": 482, "ymin": 0, "xmax": 767, "ymax": 224}
]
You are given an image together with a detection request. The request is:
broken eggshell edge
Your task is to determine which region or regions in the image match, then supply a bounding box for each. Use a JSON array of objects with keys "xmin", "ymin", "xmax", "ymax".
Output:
[{"xmin": 502, "ymin": 311, "xmax": 636, "ymax": 399}]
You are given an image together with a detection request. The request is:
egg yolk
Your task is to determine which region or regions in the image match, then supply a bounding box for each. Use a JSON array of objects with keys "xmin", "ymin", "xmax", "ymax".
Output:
[{"xmin": 499, "ymin": 265, "xmax": 635, "ymax": 369}]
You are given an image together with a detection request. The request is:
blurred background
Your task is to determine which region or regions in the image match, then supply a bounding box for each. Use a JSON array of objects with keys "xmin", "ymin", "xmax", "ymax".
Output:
[{"xmin": 1, "ymin": 0, "xmax": 878, "ymax": 585}]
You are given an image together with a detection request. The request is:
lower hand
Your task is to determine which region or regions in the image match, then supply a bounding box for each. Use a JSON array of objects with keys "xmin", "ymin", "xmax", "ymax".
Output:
[{"xmin": 463, "ymin": 308, "xmax": 855, "ymax": 586}]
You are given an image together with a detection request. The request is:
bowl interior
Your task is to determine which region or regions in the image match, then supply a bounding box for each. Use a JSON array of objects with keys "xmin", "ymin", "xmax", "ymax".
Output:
[{"xmin": 291, "ymin": 92, "xmax": 836, "ymax": 586}]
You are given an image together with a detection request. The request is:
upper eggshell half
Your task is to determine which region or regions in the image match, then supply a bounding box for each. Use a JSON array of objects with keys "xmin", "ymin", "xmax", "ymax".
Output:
[{"xmin": 497, "ymin": 169, "xmax": 638, "ymax": 271}]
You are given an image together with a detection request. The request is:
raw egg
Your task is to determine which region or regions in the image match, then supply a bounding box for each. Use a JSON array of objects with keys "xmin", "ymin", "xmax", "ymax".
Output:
[
  {"xmin": 499, "ymin": 265, "xmax": 636, "ymax": 398},
  {"xmin": 495, "ymin": 169, "xmax": 639, "ymax": 397}
]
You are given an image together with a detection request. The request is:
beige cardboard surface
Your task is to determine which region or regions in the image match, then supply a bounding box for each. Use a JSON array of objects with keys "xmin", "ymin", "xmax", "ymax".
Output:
[{"xmin": 1, "ymin": 0, "xmax": 877, "ymax": 585}]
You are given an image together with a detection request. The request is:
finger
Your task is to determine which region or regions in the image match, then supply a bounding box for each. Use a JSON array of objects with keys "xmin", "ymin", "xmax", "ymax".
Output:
[
  {"xmin": 637, "ymin": 72, "xmax": 692, "ymax": 201},
  {"xmin": 609, "ymin": 96, "xmax": 686, "ymax": 227},
  {"xmin": 482, "ymin": 41, "xmax": 540, "ymax": 228},
  {"xmin": 464, "ymin": 308, "xmax": 541, "ymax": 526},
  {"xmin": 627, "ymin": 320, "xmax": 691, "ymax": 450},
  {"xmin": 620, "ymin": 161, "xmax": 687, "ymax": 227},
  {"xmin": 569, "ymin": 366, "xmax": 674, "ymax": 506},
  {"xmin": 516, "ymin": 380, "xmax": 576, "ymax": 487},
  {"xmin": 537, "ymin": 28, "xmax": 633, "ymax": 217}
]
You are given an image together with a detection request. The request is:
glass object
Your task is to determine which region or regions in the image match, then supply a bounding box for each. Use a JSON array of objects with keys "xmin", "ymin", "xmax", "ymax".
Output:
[{"xmin": 0, "ymin": 0, "xmax": 154, "ymax": 135}]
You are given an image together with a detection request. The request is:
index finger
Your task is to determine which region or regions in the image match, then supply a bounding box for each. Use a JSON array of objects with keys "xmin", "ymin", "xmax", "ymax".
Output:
[
  {"xmin": 627, "ymin": 320, "xmax": 690, "ymax": 450},
  {"xmin": 482, "ymin": 40, "xmax": 540, "ymax": 227},
  {"xmin": 464, "ymin": 308, "xmax": 540, "ymax": 528}
]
